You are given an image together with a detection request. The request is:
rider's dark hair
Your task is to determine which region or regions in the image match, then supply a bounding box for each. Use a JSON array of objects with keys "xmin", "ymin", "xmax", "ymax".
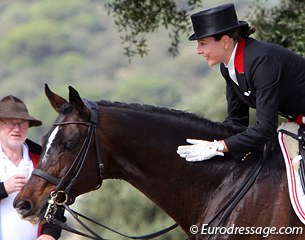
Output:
[{"xmin": 213, "ymin": 25, "xmax": 256, "ymax": 42}]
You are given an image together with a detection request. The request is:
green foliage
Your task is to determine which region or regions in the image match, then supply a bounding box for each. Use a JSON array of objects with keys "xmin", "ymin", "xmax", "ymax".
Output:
[
  {"xmin": 73, "ymin": 181, "xmax": 186, "ymax": 239},
  {"xmin": 111, "ymin": 77, "xmax": 181, "ymax": 107},
  {"xmin": 249, "ymin": 0, "xmax": 305, "ymax": 56},
  {"xmin": 105, "ymin": 0, "xmax": 202, "ymax": 58},
  {"xmin": 48, "ymin": 53, "xmax": 86, "ymax": 83},
  {"xmin": 0, "ymin": 20, "xmax": 69, "ymax": 66},
  {"xmin": 177, "ymin": 67, "xmax": 227, "ymax": 121},
  {"xmin": 30, "ymin": 0, "xmax": 105, "ymax": 31},
  {"xmin": 0, "ymin": 1, "xmax": 204, "ymax": 238}
]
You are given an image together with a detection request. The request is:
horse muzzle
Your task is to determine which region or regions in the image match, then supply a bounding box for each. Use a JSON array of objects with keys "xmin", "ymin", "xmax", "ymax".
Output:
[{"xmin": 14, "ymin": 199, "xmax": 42, "ymax": 224}]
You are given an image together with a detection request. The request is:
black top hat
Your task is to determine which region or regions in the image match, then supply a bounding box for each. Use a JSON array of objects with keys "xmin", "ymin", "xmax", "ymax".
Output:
[{"xmin": 188, "ymin": 3, "xmax": 248, "ymax": 41}]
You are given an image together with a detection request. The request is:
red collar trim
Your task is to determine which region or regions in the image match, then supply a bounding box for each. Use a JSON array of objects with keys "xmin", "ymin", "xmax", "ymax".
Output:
[
  {"xmin": 234, "ymin": 38, "xmax": 246, "ymax": 74},
  {"xmin": 29, "ymin": 152, "xmax": 40, "ymax": 168}
]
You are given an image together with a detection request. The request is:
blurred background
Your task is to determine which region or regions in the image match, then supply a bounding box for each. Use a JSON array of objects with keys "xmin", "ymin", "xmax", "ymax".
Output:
[{"xmin": 0, "ymin": 0, "xmax": 298, "ymax": 239}]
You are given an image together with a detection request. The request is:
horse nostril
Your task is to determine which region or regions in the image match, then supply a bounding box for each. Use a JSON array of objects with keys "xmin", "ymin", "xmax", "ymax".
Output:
[{"xmin": 15, "ymin": 200, "xmax": 32, "ymax": 216}]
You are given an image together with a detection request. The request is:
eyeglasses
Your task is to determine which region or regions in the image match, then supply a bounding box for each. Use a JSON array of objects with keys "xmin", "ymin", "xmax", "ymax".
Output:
[{"xmin": 0, "ymin": 119, "xmax": 29, "ymax": 130}]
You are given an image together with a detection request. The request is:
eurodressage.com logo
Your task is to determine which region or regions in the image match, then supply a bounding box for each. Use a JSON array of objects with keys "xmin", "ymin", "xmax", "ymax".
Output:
[{"xmin": 189, "ymin": 224, "xmax": 303, "ymax": 238}]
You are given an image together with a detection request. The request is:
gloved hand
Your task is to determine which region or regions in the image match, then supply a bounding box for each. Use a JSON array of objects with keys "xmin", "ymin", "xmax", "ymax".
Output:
[{"xmin": 177, "ymin": 139, "xmax": 224, "ymax": 162}]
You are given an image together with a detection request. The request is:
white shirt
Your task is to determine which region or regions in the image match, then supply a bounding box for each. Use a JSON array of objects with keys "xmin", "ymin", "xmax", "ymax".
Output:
[
  {"xmin": 0, "ymin": 143, "xmax": 39, "ymax": 240},
  {"xmin": 225, "ymin": 42, "xmax": 239, "ymax": 85}
]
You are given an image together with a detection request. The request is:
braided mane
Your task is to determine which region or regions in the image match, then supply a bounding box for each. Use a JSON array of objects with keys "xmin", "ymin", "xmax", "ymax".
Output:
[{"xmin": 97, "ymin": 100, "xmax": 243, "ymax": 138}]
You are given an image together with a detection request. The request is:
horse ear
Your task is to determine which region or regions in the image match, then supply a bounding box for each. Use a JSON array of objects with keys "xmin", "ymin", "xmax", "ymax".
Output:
[
  {"xmin": 68, "ymin": 86, "xmax": 85, "ymax": 114},
  {"xmin": 45, "ymin": 84, "xmax": 68, "ymax": 113}
]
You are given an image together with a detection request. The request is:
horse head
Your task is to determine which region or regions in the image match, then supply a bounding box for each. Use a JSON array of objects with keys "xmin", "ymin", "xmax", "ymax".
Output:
[{"xmin": 14, "ymin": 84, "xmax": 103, "ymax": 223}]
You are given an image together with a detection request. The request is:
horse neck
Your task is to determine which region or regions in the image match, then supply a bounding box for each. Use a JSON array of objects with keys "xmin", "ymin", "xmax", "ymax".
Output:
[{"xmin": 98, "ymin": 104, "xmax": 243, "ymax": 231}]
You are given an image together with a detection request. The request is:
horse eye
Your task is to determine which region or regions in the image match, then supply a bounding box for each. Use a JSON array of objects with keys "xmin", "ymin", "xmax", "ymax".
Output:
[{"xmin": 63, "ymin": 141, "xmax": 75, "ymax": 151}]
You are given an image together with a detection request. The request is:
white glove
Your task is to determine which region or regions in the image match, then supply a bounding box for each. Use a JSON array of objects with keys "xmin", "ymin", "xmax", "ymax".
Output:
[{"xmin": 177, "ymin": 139, "xmax": 224, "ymax": 162}]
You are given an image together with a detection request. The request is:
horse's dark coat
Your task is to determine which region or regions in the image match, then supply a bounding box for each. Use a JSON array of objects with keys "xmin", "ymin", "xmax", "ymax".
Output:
[{"xmin": 14, "ymin": 86, "xmax": 304, "ymax": 239}]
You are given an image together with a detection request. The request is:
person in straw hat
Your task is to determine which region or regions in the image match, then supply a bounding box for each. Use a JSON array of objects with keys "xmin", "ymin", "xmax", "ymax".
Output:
[
  {"xmin": 177, "ymin": 3, "xmax": 305, "ymax": 162},
  {"xmin": 0, "ymin": 95, "xmax": 65, "ymax": 240}
]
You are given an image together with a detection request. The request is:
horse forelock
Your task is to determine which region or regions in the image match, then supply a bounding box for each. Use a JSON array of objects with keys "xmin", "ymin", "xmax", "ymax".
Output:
[
  {"xmin": 60, "ymin": 102, "xmax": 73, "ymax": 114},
  {"xmin": 97, "ymin": 100, "xmax": 241, "ymax": 137}
]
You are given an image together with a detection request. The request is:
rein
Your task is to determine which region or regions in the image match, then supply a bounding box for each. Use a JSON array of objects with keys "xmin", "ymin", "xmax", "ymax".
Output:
[
  {"xmin": 32, "ymin": 99, "xmax": 178, "ymax": 239},
  {"xmin": 187, "ymin": 144, "xmax": 266, "ymax": 240},
  {"xmin": 47, "ymin": 203, "xmax": 178, "ymax": 240}
]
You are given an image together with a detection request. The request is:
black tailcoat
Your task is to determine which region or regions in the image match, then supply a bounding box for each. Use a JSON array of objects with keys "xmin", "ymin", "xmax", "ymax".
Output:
[{"xmin": 220, "ymin": 37, "xmax": 305, "ymax": 160}]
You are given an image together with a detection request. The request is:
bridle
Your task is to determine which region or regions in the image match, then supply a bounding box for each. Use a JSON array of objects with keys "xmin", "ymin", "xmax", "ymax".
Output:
[
  {"xmin": 31, "ymin": 99, "xmax": 178, "ymax": 239},
  {"xmin": 32, "ymin": 99, "xmax": 103, "ymax": 205}
]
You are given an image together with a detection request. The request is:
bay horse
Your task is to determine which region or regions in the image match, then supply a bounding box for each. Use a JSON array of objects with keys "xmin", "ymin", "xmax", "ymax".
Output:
[{"xmin": 14, "ymin": 85, "xmax": 304, "ymax": 239}]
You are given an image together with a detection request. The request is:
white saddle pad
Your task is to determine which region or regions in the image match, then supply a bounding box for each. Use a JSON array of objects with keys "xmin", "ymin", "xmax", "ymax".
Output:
[{"xmin": 278, "ymin": 122, "xmax": 305, "ymax": 225}]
